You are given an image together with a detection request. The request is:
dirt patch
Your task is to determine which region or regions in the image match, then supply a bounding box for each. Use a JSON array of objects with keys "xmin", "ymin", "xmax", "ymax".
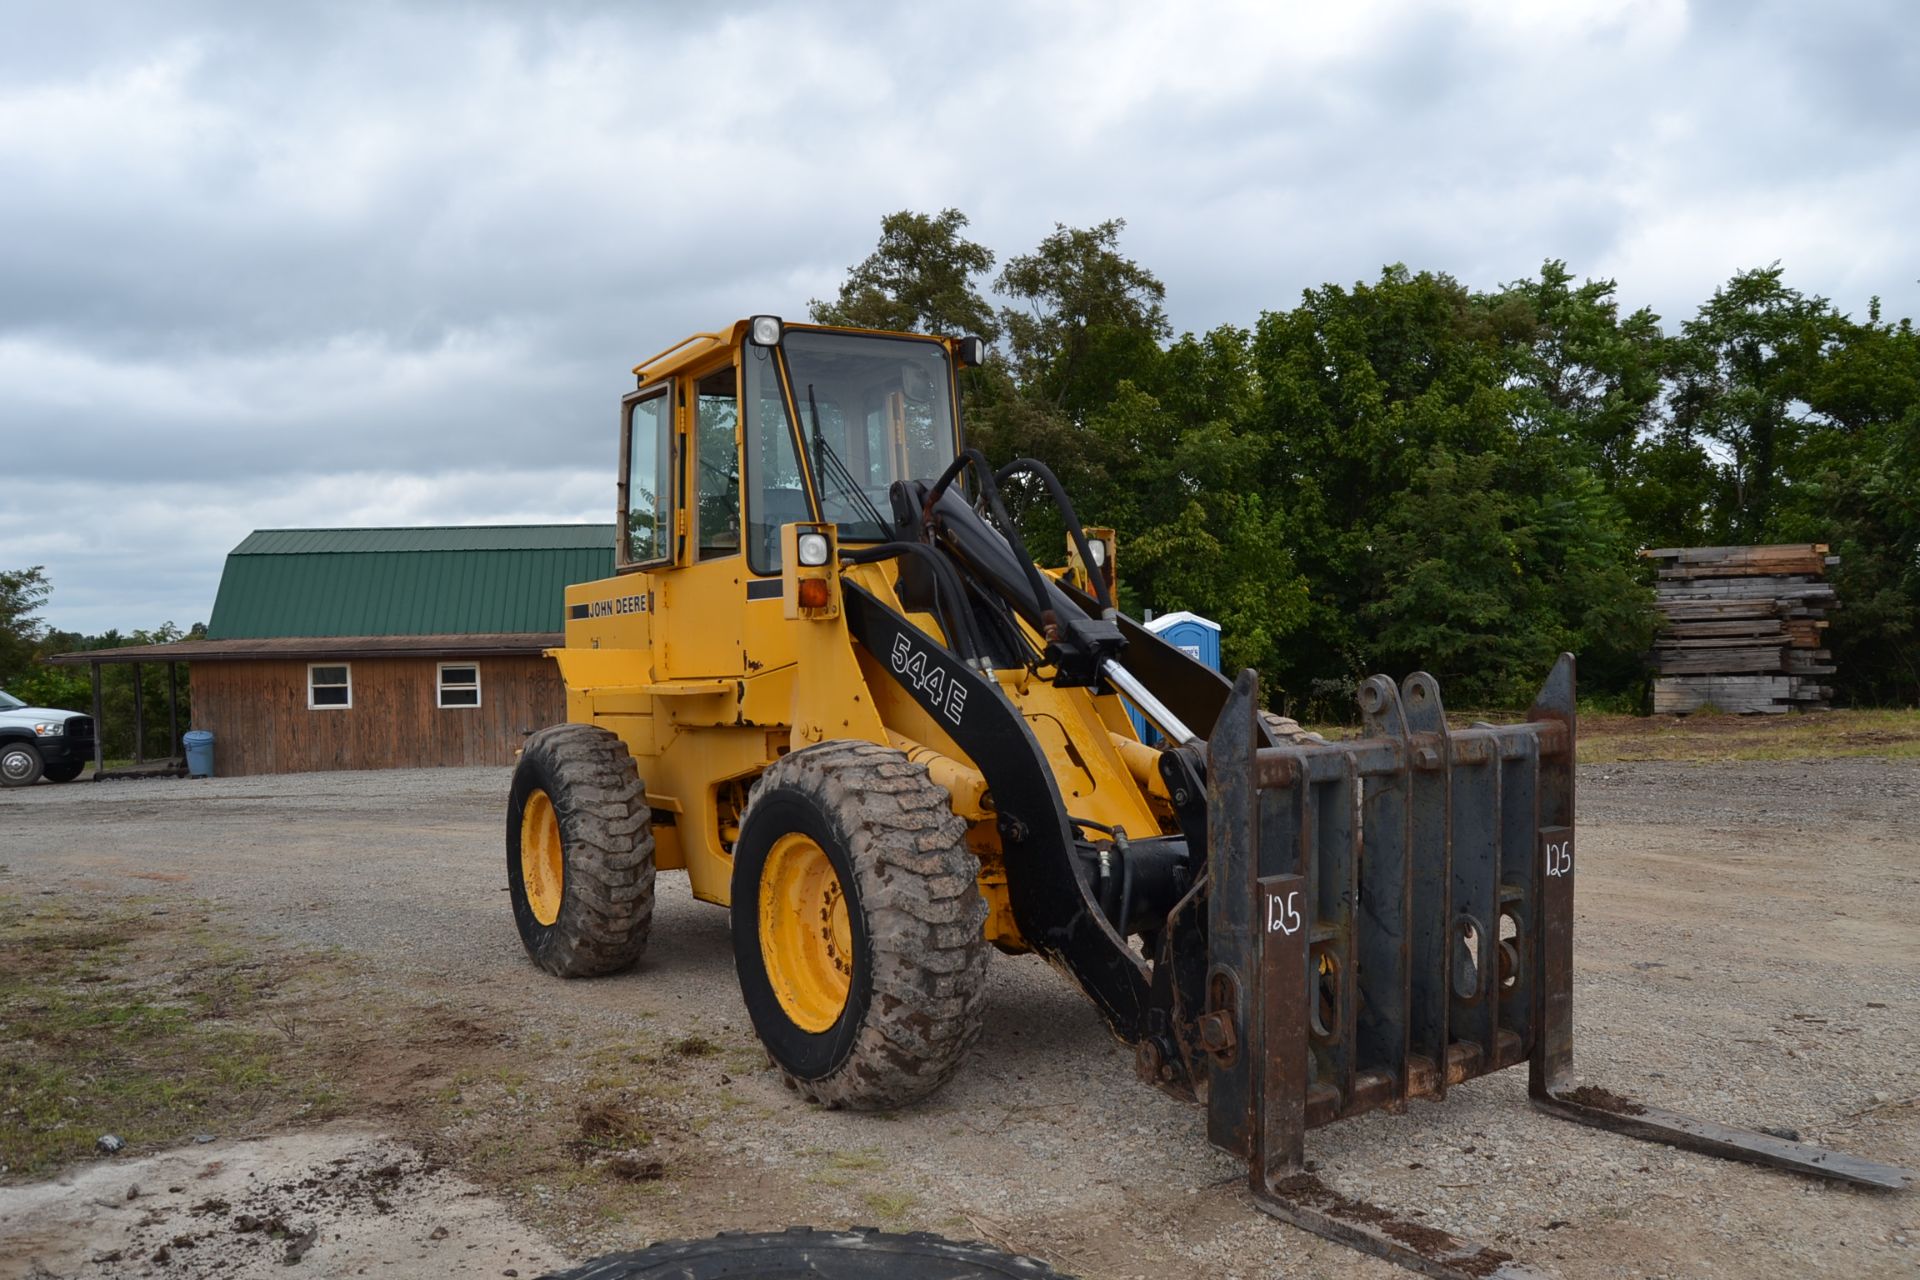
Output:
[
  {"xmin": 0, "ymin": 1130, "xmax": 563, "ymax": 1278},
  {"xmin": 1269, "ymin": 1174, "xmax": 1515, "ymax": 1277},
  {"xmin": 1558, "ymin": 1085, "xmax": 1648, "ymax": 1116},
  {"xmin": 3, "ymin": 762, "xmax": 1916, "ymax": 1279}
]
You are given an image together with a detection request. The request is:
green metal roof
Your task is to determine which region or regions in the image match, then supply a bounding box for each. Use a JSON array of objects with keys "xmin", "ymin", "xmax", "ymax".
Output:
[
  {"xmin": 206, "ymin": 525, "xmax": 616, "ymax": 639},
  {"xmin": 229, "ymin": 526, "xmax": 616, "ymax": 555}
]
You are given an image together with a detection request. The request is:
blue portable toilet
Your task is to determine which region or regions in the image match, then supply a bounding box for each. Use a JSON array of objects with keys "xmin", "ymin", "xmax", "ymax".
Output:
[{"xmin": 1127, "ymin": 611, "xmax": 1221, "ymax": 742}]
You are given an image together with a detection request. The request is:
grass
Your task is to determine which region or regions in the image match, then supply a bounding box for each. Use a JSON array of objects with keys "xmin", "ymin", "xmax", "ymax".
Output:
[
  {"xmin": 1577, "ymin": 707, "xmax": 1920, "ymax": 764},
  {"xmin": 1306, "ymin": 707, "xmax": 1920, "ymax": 765},
  {"xmin": 0, "ymin": 897, "xmax": 338, "ymax": 1179}
]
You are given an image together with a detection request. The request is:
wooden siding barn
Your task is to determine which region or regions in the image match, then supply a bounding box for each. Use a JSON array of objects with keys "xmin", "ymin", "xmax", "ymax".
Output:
[
  {"xmin": 51, "ymin": 526, "xmax": 613, "ymax": 776},
  {"xmin": 183, "ymin": 644, "xmax": 566, "ymax": 775}
]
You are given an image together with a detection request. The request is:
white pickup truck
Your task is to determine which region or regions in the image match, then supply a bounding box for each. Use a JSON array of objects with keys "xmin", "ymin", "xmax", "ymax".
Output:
[{"xmin": 0, "ymin": 689, "xmax": 95, "ymax": 786}]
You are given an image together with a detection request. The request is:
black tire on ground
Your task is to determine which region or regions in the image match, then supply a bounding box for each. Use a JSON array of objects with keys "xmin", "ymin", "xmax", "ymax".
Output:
[
  {"xmin": 42, "ymin": 761, "xmax": 84, "ymax": 783},
  {"xmin": 507, "ymin": 724, "xmax": 655, "ymax": 978},
  {"xmin": 732, "ymin": 739, "xmax": 990, "ymax": 1111},
  {"xmin": 0, "ymin": 741, "xmax": 45, "ymax": 787},
  {"xmin": 541, "ymin": 1227, "xmax": 1076, "ymax": 1280}
]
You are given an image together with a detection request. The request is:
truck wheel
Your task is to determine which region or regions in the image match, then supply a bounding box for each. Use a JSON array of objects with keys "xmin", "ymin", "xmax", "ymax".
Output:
[
  {"xmin": 507, "ymin": 724, "xmax": 655, "ymax": 978},
  {"xmin": 542, "ymin": 1227, "xmax": 1075, "ymax": 1279},
  {"xmin": 732, "ymin": 740, "xmax": 989, "ymax": 1110},
  {"xmin": 0, "ymin": 741, "xmax": 45, "ymax": 787},
  {"xmin": 43, "ymin": 761, "xmax": 84, "ymax": 783}
]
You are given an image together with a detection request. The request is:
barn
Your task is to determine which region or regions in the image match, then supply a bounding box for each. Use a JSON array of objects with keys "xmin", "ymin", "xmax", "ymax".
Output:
[{"xmin": 53, "ymin": 526, "xmax": 613, "ymax": 777}]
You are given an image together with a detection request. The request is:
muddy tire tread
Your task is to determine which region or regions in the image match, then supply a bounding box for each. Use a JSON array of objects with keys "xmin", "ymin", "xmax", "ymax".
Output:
[
  {"xmin": 512, "ymin": 723, "xmax": 654, "ymax": 978},
  {"xmin": 741, "ymin": 739, "xmax": 990, "ymax": 1110}
]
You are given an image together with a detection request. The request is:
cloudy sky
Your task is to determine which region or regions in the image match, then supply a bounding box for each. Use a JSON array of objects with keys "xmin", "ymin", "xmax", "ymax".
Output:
[{"xmin": 5, "ymin": 0, "xmax": 1916, "ymax": 634}]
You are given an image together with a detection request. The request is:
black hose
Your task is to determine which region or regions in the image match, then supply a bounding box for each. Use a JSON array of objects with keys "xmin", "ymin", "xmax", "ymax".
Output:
[
  {"xmin": 923, "ymin": 449, "xmax": 1060, "ymax": 640},
  {"xmin": 995, "ymin": 457, "xmax": 1112, "ymax": 612}
]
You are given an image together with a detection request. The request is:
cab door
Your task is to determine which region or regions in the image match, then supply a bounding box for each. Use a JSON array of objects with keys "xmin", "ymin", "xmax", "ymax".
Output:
[{"xmin": 655, "ymin": 355, "xmax": 750, "ymax": 678}]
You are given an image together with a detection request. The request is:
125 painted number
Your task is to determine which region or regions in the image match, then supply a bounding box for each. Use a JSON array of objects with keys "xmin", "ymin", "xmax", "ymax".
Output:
[
  {"xmin": 1544, "ymin": 838, "xmax": 1573, "ymax": 878},
  {"xmin": 890, "ymin": 634, "xmax": 969, "ymax": 727},
  {"xmin": 1266, "ymin": 889, "xmax": 1303, "ymax": 935}
]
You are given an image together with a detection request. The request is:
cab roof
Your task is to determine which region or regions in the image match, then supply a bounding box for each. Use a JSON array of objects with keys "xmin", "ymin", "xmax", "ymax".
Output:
[{"xmin": 631, "ymin": 320, "xmax": 951, "ymax": 384}]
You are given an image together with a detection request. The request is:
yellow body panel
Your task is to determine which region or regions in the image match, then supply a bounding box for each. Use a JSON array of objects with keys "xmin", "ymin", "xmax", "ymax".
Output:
[{"xmin": 555, "ymin": 321, "xmax": 1173, "ymax": 950}]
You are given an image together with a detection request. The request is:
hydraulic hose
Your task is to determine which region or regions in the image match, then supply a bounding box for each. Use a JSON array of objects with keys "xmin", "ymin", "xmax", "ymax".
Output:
[
  {"xmin": 995, "ymin": 457, "xmax": 1113, "ymax": 613},
  {"xmin": 923, "ymin": 449, "xmax": 1062, "ymax": 642}
]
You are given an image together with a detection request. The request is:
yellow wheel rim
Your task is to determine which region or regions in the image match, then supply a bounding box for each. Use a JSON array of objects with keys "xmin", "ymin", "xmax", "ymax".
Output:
[
  {"xmin": 759, "ymin": 832, "xmax": 853, "ymax": 1033},
  {"xmin": 520, "ymin": 789, "xmax": 564, "ymax": 927}
]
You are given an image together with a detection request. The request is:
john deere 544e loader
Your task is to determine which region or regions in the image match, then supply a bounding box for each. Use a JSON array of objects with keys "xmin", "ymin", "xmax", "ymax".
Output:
[{"xmin": 508, "ymin": 318, "xmax": 1909, "ymax": 1278}]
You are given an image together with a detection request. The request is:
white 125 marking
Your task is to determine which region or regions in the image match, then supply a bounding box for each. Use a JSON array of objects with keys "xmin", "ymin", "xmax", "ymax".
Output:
[
  {"xmin": 1544, "ymin": 839, "xmax": 1572, "ymax": 878},
  {"xmin": 1266, "ymin": 889, "xmax": 1303, "ymax": 935}
]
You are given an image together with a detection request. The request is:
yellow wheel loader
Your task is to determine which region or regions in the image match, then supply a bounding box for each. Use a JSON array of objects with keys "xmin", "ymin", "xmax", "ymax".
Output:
[{"xmin": 508, "ymin": 317, "xmax": 1911, "ymax": 1278}]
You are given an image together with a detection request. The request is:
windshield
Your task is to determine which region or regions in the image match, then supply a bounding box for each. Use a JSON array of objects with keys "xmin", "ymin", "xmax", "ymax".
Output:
[
  {"xmin": 0, "ymin": 691, "xmax": 23, "ymax": 710},
  {"xmin": 781, "ymin": 330, "xmax": 957, "ymax": 543}
]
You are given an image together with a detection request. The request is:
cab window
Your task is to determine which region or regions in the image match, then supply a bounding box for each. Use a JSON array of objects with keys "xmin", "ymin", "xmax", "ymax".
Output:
[
  {"xmin": 780, "ymin": 330, "xmax": 956, "ymax": 543},
  {"xmin": 621, "ymin": 387, "xmax": 672, "ymax": 567},
  {"xmin": 742, "ymin": 344, "xmax": 807, "ymax": 574},
  {"xmin": 695, "ymin": 366, "xmax": 741, "ymax": 559}
]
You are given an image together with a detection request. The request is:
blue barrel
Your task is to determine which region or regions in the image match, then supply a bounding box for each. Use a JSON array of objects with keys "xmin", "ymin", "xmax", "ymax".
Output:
[{"xmin": 183, "ymin": 730, "xmax": 215, "ymax": 778}]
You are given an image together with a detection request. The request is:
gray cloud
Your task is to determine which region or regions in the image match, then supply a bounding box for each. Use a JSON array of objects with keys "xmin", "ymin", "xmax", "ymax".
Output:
[{"xmin": 3, "ymin": 0, "xmax": 1916, "ymax": 633}]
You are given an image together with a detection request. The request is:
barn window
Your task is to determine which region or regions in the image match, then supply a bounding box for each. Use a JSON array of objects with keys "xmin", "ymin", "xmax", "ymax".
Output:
[
  {"xmin": 437, "ymin": 662, "xmax": 481, "ymax": 708},
  {"xmin": 308, "ymin": 663, "xmax": 352, "ymax": 709}
]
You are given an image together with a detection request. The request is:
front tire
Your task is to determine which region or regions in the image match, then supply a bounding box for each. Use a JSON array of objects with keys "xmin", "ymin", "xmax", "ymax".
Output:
[
  {"xmin": 507, "ymin": 724, "xmax": 655, "ymax": 978},
  {"xmin": 732, "ymin": 740, "xmax": 990, "ymax": 1110},
  {"xmin": 0, "ymin": 741, "xmax": 45, "ymax": 787}
]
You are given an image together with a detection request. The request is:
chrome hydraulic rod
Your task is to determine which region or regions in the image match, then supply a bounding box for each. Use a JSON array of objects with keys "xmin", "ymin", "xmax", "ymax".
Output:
[{"xmin": 1102, "ymin": 659, "xmax": 1197, "ymax": 745}]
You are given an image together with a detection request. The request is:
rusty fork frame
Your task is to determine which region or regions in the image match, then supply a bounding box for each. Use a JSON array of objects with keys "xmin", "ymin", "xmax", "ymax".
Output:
[{"xmin": 1202, "ymin": 655, "xmax": 1912, "ymax": 1280}]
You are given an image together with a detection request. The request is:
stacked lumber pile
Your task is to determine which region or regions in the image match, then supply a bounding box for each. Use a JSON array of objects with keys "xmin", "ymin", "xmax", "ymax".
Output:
[{"xmin": 1642, "ymin": 544, "xmax": 1838, "ymax": 714}]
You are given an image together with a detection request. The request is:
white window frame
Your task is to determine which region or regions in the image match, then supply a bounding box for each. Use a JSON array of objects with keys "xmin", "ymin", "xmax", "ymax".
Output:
[
  {"xmin": 436, "ymin": 661, "xmax": 482, "ymax": 709},
  {"xmin": 307, "ymin": 662, "xmax": 352, "ymax": 710}
]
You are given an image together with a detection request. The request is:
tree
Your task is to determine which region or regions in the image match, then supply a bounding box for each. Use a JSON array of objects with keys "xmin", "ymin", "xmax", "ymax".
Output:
[
  {"xmin": 1249, "ymin": 266, "xmax": 1653, "ymax": 713},
  {"xmin": 1495, "ymin": 261, "xmax": 1710, "ymax": 546},
  {"xmin": 1, "ymin": 566, "xmax": 50, "ymax": 689},
  {"xmin": 1769, "ymin": 299, "xmax": 1920, "ymax": 704},
  {"xmin": 1669, "ymin": 266, "xmax": 1842, "ymax": 541},
  {"xmin": 995, "ymin": 218, "xmax": 1169, "ymax": 420},
  {"xmin": 809, "ymin": 209, "xmax": 1000, "ymax": 340}
]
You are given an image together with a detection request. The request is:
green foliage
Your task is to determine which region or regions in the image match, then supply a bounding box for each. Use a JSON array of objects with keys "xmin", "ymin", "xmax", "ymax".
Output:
[
  {"xmin": 0, "ymin": 565, "xmax": 51, "ymax": 688},
  {"xmin": 995, "ymin": 218, "xmax": 1169, "ymax": 419},
  {"xmin": 813, "ymin": 213, "xmax": 1918, "ymax": 710},
  {"xmin": 809, "ymin": 208, "xmax": 1000, "ymax": 340},
  {"xmin": 1, "ymin": 567, "xmax": 205, "ymax": 759}
]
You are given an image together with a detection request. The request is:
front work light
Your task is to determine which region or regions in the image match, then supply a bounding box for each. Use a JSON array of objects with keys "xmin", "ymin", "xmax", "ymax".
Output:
[
  {"xmin": 748, "ymin": 315, "xmax": 784, "ymax": 347},
  {"xmin": 796, "ymin": 532, "xmax": 830, "ymax": 566},
  {"xmin": 1088, "ymin": 540, "xmax": 1107, "ymax": 567},
  {"xmin": 956, "ymin": 335, "xmax": 988, "ymax": 368}
]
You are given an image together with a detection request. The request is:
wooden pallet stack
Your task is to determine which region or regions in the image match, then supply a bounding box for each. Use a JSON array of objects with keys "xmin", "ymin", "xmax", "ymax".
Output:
[{"xmin": 1642, "ymin": 544, "xmax": 1838, "ymax": 714}]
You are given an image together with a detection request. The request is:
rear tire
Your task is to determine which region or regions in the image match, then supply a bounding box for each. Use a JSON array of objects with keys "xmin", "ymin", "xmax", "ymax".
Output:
[
  {"xmin": 507, "ymin": 724, "xmax": 655, "ymax": 978},
  {"xmin": 43, "ymin": 761, "xmax": 84, "ymax": 783},
  {"xmin": 542, "ymin": 1227, "xmax": 1075, "ymax": 1279},
  {"xmin": 732, "ymin": 740, "xmax": 989, "ymax": 1110},
  {"xmin": 0, "ymin": 741, "xmax": 45, "ymax": 787}
]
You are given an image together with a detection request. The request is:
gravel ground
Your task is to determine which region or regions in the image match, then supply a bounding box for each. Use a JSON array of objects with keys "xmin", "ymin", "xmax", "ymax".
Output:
[{"xmin": 2, "ymin": 758, "xmax": 1915, "ymax": 1279}]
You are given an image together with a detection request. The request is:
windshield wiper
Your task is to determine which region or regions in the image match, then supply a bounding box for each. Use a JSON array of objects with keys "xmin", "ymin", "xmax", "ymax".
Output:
[{"xmin": 806, "ymin": 383, "xmax": 890, "ymax": 533}]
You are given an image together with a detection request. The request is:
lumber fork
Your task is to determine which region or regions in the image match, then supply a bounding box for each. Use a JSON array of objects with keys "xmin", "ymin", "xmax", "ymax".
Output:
[{"xmin": 1199, "ymin": 656, "xmax": 1912, "ymax": 1279}]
